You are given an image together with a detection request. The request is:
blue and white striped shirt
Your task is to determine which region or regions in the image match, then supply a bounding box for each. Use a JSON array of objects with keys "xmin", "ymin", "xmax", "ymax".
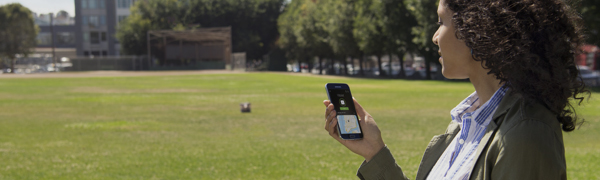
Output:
[{"xmin": 427, "ymin": 86, "xmax": 507, "ymax": 180}]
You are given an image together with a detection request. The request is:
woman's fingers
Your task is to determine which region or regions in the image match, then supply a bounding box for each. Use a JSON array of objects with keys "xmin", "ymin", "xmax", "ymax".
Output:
[
  {"xmin": 324, "ymin": 100, "xmax": 332, "ymax": 118},
  {"xmin": 323, "ymin": 100, "xmax": 331, "ymax": 107},
  {"xmin": 328, "ymin": 116, "xmax": 339, "ymax": 139},
  {"xmin": 325, "ymin": 106, "xmax": 335, "ymax": 128},
  {"xmin": 324, "ymin": 101, "xmax": 333, "ymax": 129},
  {"xmin": 323, "ymin": 100, "xmax": 339, "ymax": 137}
]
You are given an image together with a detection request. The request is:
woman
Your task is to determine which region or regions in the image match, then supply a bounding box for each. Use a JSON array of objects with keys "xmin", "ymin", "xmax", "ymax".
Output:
[{"xmin": 323, "ymin": 0, "xmax": 587, "ymax": 179}]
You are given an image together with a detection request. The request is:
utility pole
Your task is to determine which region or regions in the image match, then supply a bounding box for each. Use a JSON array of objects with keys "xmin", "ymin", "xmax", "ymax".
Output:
[{"xmin": 50, "ymin": 13, "xmax": 58, "ymax": 72}]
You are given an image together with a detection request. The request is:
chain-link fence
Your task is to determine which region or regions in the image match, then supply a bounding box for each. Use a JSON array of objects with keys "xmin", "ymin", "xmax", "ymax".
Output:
[
  {"xmin": 65, "ymin": 56, "xmax": 150, "ymax": 71},
  {"xmin": 231, "ymin": 52, "xmax": 246, "ymax": 71}
]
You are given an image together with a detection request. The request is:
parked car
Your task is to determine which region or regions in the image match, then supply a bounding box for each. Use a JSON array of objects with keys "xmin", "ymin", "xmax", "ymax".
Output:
[
  {"xmin": 381, "ymin": 63, "xmax": 401, "ymax": 76},
  {"xmin": 578, "ymin": 65, "xmax": 600, "ymax": 87}
]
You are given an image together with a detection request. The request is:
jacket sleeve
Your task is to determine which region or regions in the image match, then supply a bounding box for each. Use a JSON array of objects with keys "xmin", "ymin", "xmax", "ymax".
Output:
[
  {"xmin": 491, "ymin": 120, "xmax": 567, "ymax": 180},
  {"xmin": 357, "ymin": 146, "xmax": 409, "ymax": 180}
]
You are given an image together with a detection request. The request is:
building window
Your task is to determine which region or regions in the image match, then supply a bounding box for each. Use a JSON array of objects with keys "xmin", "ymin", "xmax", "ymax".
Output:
[
  {"xmin": 81, "ymin": 0, "xmax": 106, "ymax": 9},
  {"xmin": 56, "ymin": 32, "xmax": 76, "ymax": 45},
  {"xmin": 88, "ymin": 0, "xmax": 97, "ymax": 9},
  {"xmin": 101, "ymin": 32, "xmax": 107, "ymax": 41},
  {"xmin": 82, "ymin": 15, "xmax": 88, "ymax": 26},
  {"xmin": 83, "ymin": 33, "xmax": 90, "ymax": 43},
  {"xmin": 98, "ymin": 0, "xmax": 105, "ymax": 9},
  {"xmin": 36, "ymin": 32, "xmax": 52, "ymax": 46},
  {"xmin": 91, "ymin": 51, "xmax": 101, "ymax": 56},
  {"xmin": 117, "ymin": 0, "xmax": 133, "ymax": 9},
  {"xmin": 90, "ymin": 32, "xmax": 100, "ymax": 44},
  {"xmin": 99, "ymin": 16, "xmax": 106, "ymax": 26},
  {"xmin": 84, "ymin": 51, "xmax": 90, "ymax": 56},
  {"xmin": 89, "ymin": 16, "xmax": 99, "ymax": 27},
  {"xmin": 83, "ymin": 16, "xmax": 105, "ymax": 28},
  {"xmin": 83, "ymin": 0, "xmax": 105, "ymax": 9},
  {"xmin": 102, "ymin": 51, "xmax": 108, "ymax": 56}
]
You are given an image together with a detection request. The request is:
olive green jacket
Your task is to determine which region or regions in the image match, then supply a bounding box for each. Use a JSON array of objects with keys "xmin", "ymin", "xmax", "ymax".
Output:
[{"xmin": 357, "ymin": 91, "xmax": 567, "ymax": 180}]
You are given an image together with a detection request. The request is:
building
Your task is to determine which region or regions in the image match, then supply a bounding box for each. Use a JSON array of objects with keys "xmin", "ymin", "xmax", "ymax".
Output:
[
  {"xmin": 33, "ymin": 12, "xmax": 77, "ymax": 60},
  {"xmin": 35, "ymin": 11, "xmax": 76, "ymax": 26},
  {"xmin": 34, "ymin": 11, "xmax": 77, "ymax": 49},
  {"xmin": 74, "ymin": 0, "xmax": 136, "ymax": 57}
]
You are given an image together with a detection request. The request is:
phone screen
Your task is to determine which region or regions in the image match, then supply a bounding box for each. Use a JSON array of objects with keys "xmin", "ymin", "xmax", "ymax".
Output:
[{"xmin": 326, "ymin": 84, "xmax": 362, "ymax": 139}]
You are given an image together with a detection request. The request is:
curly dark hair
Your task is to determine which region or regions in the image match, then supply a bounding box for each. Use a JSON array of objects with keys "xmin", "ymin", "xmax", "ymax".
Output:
[{"xmin": 443, "ymin": 0, "xmax": 588, "ymax": 131}]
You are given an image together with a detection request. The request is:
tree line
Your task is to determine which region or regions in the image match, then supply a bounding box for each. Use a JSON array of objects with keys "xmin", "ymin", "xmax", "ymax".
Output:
[
  {"xmin": 116, "ymin": 0, "xmax": 285, "ymax": 64},
  {"xmin": 1, "ymin": 1, "xmax": 599, "ymax": 74},
  {"xmin": 278, "ymin": 0, "xmax": 437, "ymax": 78},
  {"xmin": 277, "ymin": 0, "xmax": 600, "ymax": 78}
]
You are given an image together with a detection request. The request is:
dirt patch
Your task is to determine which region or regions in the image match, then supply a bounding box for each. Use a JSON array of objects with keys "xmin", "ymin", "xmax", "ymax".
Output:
[{"xmin": 0, "ymin": 70, "xmax": 243, "ymax": 79}]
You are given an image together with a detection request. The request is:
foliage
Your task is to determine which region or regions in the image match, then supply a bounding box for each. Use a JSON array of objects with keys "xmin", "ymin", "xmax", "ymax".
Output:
[
  {"xmin": 278, "ymin": 0, "xmax": 334, "ymax": 73},
  {"xmin": 0, "ymin": 3, "xmax": 38, "ymax": 73},
  {"xmin": 116, "ymin": 0, "xmax": 284, "ymax": 61},
  {"xmin": 406, "ymin": 0, "xmax": 439, "ymax": 79},
  {"xmin": 320, "ymin": 0, "xmax": 362, "ymax": 75},
  {"xmin": 278, "ymin": 0, "xmax": 419, "ymax": 77},
  {"xmin": 322, "ymin": 0, "xmax": 360, "ymax": 59},
  {"xmin": 277, "ymin": 0, "xmax": 305, "ymax": 61},
  {"xmin": 381, "ymin": 0, "xmax": 418, "ymax": 77},
  {"xmin": 277, "ymin": 0, "xmax": 600, "ymax": 79},
  {"xmin": 580, "ymin": 0, "xmax": 600, "ymax": 46},
  {"xmin": 115, "ymin": 5, "xmax": 152, "ymax": 56},
  {"xmin": 353, "ymin": 0, "xmax": 387, "ymax": 76}
]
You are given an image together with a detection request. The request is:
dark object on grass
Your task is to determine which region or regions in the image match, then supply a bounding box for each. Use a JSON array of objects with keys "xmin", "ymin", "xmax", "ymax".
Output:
[{"xmin": 240, "ymin": 103, "xmax": 251, "ymax": 113}]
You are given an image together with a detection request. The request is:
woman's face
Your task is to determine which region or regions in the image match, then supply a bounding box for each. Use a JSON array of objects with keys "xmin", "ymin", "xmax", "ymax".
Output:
[{"xmin": 432, "ymin": 0, "xmax": 480, "ymax": 79}]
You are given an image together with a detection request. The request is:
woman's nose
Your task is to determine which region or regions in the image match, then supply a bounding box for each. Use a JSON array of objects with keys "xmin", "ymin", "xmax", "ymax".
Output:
[{"xmin": 432, "ymin": 29, "xmax": 440, "ymax": 46}]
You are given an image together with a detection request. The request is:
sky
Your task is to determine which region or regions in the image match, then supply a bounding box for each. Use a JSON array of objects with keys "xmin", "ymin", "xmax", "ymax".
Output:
[{"xmin": 0, "ymin": 0, "xmax": 74, "ymax": 16}]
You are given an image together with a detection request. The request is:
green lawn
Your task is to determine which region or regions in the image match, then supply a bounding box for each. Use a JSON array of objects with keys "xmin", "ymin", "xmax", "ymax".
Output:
[{"xmin": 0, "ymin": 72, "xmax": 598, "ymax": 179}]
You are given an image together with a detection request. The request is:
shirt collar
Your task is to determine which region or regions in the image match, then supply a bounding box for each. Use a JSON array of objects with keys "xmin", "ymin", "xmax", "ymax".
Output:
[{"xmin": 451, "ymin": 85, "xmax": 508, "ymax": 126}]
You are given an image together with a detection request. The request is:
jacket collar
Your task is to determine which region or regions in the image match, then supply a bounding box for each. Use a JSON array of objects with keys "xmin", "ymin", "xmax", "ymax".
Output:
[
  {"xmin": 416, "ymin": 89, "xmax": 521, "ymax": 180},
  {"xmin": 491, "ymin": 89, "xmax": 520, "ymax": 124},
  {"xmin": 466, "ymin": 89, "xmax": 520, "ymax": 179}
]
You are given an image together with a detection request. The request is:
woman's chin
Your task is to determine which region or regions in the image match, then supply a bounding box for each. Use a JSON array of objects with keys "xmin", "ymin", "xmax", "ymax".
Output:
[{"xmin": 441, "ymin": 70, "xmax": 468, "ymax": 80}]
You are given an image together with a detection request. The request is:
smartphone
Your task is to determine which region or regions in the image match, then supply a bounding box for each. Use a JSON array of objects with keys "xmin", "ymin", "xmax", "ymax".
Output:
[{"xmin": 325, "ymin": 83, "xmax": 363, "ymax": 140}]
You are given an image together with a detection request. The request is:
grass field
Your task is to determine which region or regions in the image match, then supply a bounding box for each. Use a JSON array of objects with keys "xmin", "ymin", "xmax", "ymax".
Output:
[{"xmin": 0, "ymin": 72, "xmax": 598, "ymax": 179}]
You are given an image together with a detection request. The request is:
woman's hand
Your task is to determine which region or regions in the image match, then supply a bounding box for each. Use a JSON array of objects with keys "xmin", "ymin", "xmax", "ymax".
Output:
[{"xmin": 324, "ymin": 98, "xmax": 385, "ymax": 162}]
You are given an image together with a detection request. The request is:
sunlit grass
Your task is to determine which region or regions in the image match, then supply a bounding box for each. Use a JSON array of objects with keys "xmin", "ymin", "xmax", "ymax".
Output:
[{"xmin": 0, "ymin": 72, "xmax": 598, "ymax": 179}]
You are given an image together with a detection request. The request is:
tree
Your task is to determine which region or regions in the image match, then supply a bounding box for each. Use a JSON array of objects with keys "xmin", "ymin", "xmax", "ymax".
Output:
[
  {"xmin": 298, "ymin": 0, "xmax": 333, "ymax": 74},
  {"xmin": 580, "ymin": 0, "xmax": 600, "ymax": 46},
  {"xmin": 116, "ymin": 0, "xmax": 190, "ymax": 57},
  {"xmin": 277, "ymin": 0, "xmax": 312, "ymax": 72},
  {"xmin": 116, "ymin": 0, "xmax": 284, "ymax": 63},
  {"xmin": 0, "ymin": 3, "xmax": 38, "ymax": 73},
  {"xmin": 323, "ymin": 0, "xmax": 362, "ymax": 75},
  {"xmin": 353, "ymin": 0, "xmax": 387, "ymax": 77},
  {"xmin": 382, "ymin": 0, "xmax": 417, "ymax": 78},
  {"xmin": 278, "ymin": 0, "xmax": 335, "ymax": 74},
  {"xmin": 406, "ymin": 0, "xmax": 439, "ymax": 79}
]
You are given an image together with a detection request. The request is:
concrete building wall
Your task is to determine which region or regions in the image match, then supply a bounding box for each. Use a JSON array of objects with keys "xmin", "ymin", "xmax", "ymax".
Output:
[{"xmin": 75, "ymin": 0, "xmax": 136, "ymax": 57}]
